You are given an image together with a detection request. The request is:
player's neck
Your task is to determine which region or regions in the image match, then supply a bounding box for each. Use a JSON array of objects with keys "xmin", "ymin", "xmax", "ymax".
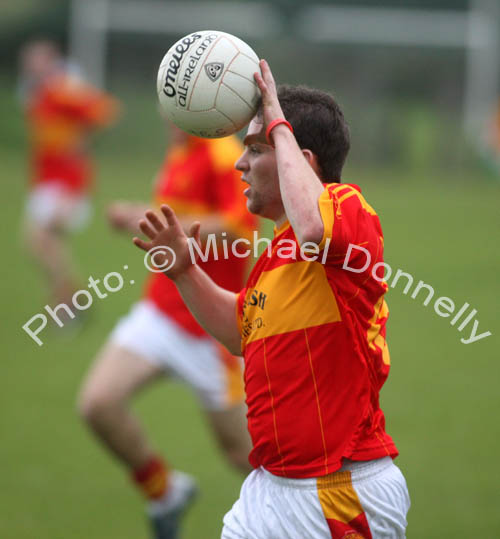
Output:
[{"xmin": 274, "ymin": 213, "xmax": 288, "ymax": 229}]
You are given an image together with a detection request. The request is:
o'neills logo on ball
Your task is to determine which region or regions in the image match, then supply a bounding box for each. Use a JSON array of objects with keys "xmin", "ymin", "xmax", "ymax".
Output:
[
  {"xmin": 162, "ymin": 33, "xmax": 219, "ymax": 108},
  {"xmin": 162, "ymin": 33, "xmax": 202, "ymax": 99},
  {"xmin": 205, "ymin": 62, "xmax": 224, "ymax": 82}
]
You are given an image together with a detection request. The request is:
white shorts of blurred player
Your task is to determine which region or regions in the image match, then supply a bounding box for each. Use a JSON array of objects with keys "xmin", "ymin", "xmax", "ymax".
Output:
[
  {"xmin": 25, "ymin": 183, "xmax": 91, "ymax": 232},
  {"xmin": 110, "ymin": 300, "xmax": 244, "ymax": 411},
  {"xmin": 222, "ymin": 457, "xmax": 410, "ymax": 539}
]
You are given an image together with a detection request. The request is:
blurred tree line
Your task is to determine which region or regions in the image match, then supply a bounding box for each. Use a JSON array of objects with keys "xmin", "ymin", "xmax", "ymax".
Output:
[
  {"xmin": 0, "ymin": 0, "xmax": 489, "ymax": 170},
  {"xmin": 0, "ymin": 0, "xmax": 473, "ymax": 72}
]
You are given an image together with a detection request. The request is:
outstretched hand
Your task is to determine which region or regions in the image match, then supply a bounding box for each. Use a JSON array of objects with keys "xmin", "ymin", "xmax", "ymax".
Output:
[
  {"xmin": 133, "ymin": 205, "xmax": 201, "ymax": 280},
  {"xmin": 254, "ymin": 59, "xmax": 286, "ymax": 128}
]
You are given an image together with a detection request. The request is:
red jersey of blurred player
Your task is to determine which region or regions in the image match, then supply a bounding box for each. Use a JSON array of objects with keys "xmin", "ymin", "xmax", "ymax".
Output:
[
  {"xmin": 20, "ymin": 40, "xmax": 119, "ymax": 308},
  {"xmin": 21, "ymin": 40, "xmax": 119, "ymax": 195},
  {"xmin": 145, "ymin": 127, "xmax": 257, "ymax": 336},
  {"xmin": 80, "ymin": 124, "xmax": 257, "ymax": 538}
]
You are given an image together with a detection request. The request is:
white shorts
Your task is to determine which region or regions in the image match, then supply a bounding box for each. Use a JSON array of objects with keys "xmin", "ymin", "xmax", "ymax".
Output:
[
  {"xmin": 25, "ymin": 183, "xmax": 91, "ymax": 231},
  {"xmin": 109, "ymin": 300, "xmax": 245, "ymax": 410},
  {"xmin": 222, "ymin": 457, "xmax": 410, "ymax": 539}
]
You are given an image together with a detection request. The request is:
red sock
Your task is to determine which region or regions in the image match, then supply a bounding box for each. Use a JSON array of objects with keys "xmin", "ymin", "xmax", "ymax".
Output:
[{"xmin": 132, "ymin": 456, "xmax": 169, "ymax": 500}]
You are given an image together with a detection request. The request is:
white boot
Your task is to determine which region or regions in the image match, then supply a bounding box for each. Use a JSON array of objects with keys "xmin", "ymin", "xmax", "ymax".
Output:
[{"xmin": 147, "ymin": 471, "xmax": 198, "ymax": 539}]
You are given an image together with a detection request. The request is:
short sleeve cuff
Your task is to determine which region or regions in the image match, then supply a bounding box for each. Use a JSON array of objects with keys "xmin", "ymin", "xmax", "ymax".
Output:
[{"xmin": 317, "ymin": 187, "xmax": 335, "ymax": 251}]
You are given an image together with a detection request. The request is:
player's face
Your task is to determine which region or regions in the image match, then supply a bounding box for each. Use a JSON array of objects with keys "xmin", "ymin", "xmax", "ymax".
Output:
[
  {"xmin": 21, "ymin": 43, "xmax": 59, "ymax": 82},
  {"xmin": 235, "ymin": 118, "xmax": 284, "ymax": 222}
]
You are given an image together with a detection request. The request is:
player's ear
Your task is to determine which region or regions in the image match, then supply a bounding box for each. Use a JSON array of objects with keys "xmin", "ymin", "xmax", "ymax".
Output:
[{"xmin": 302, "ymin": 149, "xmax": 322, "ymax": 178}]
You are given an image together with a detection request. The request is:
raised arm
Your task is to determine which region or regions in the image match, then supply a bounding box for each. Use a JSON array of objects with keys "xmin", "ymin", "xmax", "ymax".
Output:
[
  {"xmin": 133, "ymin": 205, "xmax": 241, "ymax": 354},
  {"xmin": 254, "ymin": 60, "xmax": 324, "ymax": 245}
]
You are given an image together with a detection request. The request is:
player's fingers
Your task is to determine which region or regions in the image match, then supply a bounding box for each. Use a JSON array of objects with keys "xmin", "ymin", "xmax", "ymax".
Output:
[
  {"xmin": 189, "ymin": 221, "xmax": 201, "ymax": 245},
  {"xmin": 259, "ymin": 59, "xmax": 278, "ymax": 101},
  {"xmin": 255, "ymin": 68, "xmax": 277, "ymax": 110},
  {"xmin": 139, "ymin": 219, "xmax": 157, "ymax": 239},
  {"xmin": 132, "ymin": 237, "xmax": 151, "ymax": 251},
  {"xmin": 260, "ymin": 59, "xmax": 275, "ymax": 87},
  {"xmin": 259, "ymin": 59, "xmax": 270, "ymax": 78},
  {"xmin": 160, "ymin": 204, "xmax": 182, "ymax": 230},
  {"xmin": 188, "ymin": 221, "xmax": 201, "ymax": 262},
  {"xmin": 145, "ymin": 210, "xmax": 165, "ymax": 232},
  {"xmin": 254, "ymin": 70, "xmax": 267, "ymax": 94},
  {"xmin": 188, "ymin": 220, "xmax": 198, "ymax": 236}
]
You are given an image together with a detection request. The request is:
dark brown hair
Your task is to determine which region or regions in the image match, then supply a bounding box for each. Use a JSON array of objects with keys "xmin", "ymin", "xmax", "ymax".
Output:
[{"xmin": 266, "ymin": 85, "xmax": 350, "ymax": 181}]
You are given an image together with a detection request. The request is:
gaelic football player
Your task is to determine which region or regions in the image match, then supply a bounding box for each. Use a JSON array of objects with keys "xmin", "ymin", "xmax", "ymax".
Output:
[{"xmin": 132, "ymin": 60, "xmax": 410, "ymax": 538}]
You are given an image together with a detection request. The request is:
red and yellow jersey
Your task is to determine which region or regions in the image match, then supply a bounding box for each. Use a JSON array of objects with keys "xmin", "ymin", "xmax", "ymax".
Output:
[
  {"xmin": 25, "ymin": 73, "xmax": 119, "ymax": 192},
  {"xmin": 145, "ymin": 135, "xmax": 257, "ymax": 336},
  {"xmin": 236, "ymin": 183, "xmax": 397, "ymax": 478}
]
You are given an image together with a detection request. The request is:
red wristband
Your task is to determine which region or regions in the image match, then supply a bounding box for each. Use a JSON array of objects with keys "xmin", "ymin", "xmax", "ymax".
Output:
[{"xmin": 265, "ymin": 119, "xmax": 293, "ymax": 147}]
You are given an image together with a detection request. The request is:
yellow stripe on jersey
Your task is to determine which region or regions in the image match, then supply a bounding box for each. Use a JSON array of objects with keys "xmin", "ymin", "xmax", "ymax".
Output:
[
  {"xmin": 242, "ymin": 261, "xmax": 341, "ymax": 347},
  {"xmin": 263, "ymin": 338, "xmax": 287, "ymax": 477},
  {"xmin": 352, "ymin": 190, "xmax": 377, "ymax": 216},
  {"xmin": 337, "ymin": 190, "xmax": 358, "ymax": 206},
  {"xmin": 304, "ymin": 329, "xmax": 330, "ymax": 476},
  {"xmin": 318, "ymin": 184, "xmax": 378, "ymax": 251},
  {"xmin": 367, "ymin": 294, "xmax": 391, "ymax": 366},
  {"xmin": 318, "ymin": 188, "xmax": 335, "ymax": 251}
]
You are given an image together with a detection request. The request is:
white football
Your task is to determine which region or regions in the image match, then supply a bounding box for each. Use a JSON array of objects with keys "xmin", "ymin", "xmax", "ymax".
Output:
[{"xmin": 157, "ymin": 30, "xmax": 260, "ymax": 138}]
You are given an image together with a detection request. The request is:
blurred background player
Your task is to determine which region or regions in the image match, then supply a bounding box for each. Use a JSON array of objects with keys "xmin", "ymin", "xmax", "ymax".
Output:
[
  {"xmin": 19, "ymin": 39, "xmax": 119, "ymax": 308},
  {"xmin": 78, "ymin": 122, "xmax": 256, "ymax": 539}
]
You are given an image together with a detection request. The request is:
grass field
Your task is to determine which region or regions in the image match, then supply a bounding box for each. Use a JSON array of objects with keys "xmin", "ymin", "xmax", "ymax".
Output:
[{"xmin": 1, "ymin": 81, "xmax": 499, "ymax": 538}]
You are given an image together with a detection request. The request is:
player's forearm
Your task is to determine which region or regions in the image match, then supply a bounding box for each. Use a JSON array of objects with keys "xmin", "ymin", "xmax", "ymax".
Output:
[
  {"xmin": 173, "ymin": 264, "xmax": 242, "ymax": 355},
  {"xmin": 273, "ymin": 126, "xmax": 324, "ymax": 245},
  {"xmin": 108, "ymin": 202, "xmax": 151, "ymax": 234},
  {"xmin": 124, "ymin": 205, "xmax": 151, "ymax": 233}
]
